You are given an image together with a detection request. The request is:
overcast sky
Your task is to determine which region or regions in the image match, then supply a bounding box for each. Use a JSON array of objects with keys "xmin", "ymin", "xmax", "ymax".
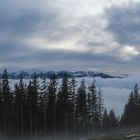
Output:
[{"xmin": 0, "ymin": 0, "xmax": 140, "ymax": 74}]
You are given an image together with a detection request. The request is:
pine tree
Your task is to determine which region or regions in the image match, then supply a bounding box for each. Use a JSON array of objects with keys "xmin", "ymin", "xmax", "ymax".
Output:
[
  {"xmin": 97, "ymin": 87, "xmax": 104, "ymax": 129},
  {"xmin": 26, "ymin": 72, "xmax": 39, "ymax": 136},
  {"xmin": 86, "ymin": 91, "xmax": 92, "ymax": 131},
  {"xmin": 108, "ymin": 109, "xmax": 118, "ymax": 129},
  {"xmin": 69, "ymin": 77, "xmax": 77, "ymax": 138},
  {"xmin": 75, "ymin": 79, "xmax": 87, "ymax": 134},
  {"xmin": 47, "ymin": 75, "xmax": 57, "ymax": 135},
  {"xmin": 87, "ymin": 79, "xmax": 99, "ymax": 130},
  {"xmin": 1, "ymin": 69, "xmax": 13, "ymax": 134},
  {"xmin": 14, "ymin": 78, "xmax": 26, "ymax": 137},
  {"xmin": 102, "ymin": 109, "xmax": 109, "ymax": 130},
  {"xmin": 121, "ymin": 91, "xmax": 136, "ymax": 126},
  {"xmin": 2, "ymin": 69, "xmax": 11, "ymax": 104},
  {"xmin": 31, "ymin": 72, "xmax": 39, "ymax": 135},
  {"xmin": 121, "ymin": 84, "xmax": 140, "ymax": 126},
  {"xmin": 40, "ymin": 77, "xmax": 48, "ymax": 135},
  {"xmin": 56, "ymin": 74, "xmax": 70, "ymax": 133},
  {"xmin": 133, "ymin": 84, "xmax": 140, "ymax": 123},
  {"xmin": 27, "ymin": 81, "xmax": 33, "ymax": 135}
]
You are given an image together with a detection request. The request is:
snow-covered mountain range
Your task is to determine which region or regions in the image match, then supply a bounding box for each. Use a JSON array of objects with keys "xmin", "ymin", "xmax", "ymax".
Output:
[{"xmin": 1, "ymin": 69, "xmax": 124, "ymax": 79}]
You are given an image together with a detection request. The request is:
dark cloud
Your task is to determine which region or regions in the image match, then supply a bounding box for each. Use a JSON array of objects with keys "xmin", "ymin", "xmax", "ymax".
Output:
[
  {"xmin": 0, "ymin": 0, "xmax": 60, "ymax": 38},
  {"xmin": 0, "ymin": 0, "xmax": 81, "ymax": 44},
  {"xmin": 106, "ymin": 2, "xmax": 140, "ymax": 47}
]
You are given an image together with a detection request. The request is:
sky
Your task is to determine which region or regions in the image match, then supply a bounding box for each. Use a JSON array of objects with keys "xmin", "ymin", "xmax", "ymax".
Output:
[{"xmin": 0, "ymin": 0, "xmax": 140, "ymax": 74}]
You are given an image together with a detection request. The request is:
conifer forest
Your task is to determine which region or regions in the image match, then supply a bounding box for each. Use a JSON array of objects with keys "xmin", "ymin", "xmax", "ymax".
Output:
[{"xmin": 0, "ymin": 69, "xmax": 140, "ymax": 139}]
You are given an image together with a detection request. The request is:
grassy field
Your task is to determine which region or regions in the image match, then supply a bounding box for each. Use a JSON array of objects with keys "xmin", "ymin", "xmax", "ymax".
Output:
[{"xmin": 88, "ymin": 133, "xmax": 140, "ymax": 140}]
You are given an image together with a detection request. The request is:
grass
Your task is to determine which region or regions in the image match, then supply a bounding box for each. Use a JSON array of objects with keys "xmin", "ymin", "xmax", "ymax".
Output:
[{"xmin": 88, "ymin": 133, "xmax": 140, "ymax": 140}]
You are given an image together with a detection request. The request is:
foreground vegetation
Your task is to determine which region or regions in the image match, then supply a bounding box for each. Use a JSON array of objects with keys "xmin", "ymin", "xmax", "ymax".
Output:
[{"xmin": 88, "ymin": 133, "xmax": 140, "ymax": 140}]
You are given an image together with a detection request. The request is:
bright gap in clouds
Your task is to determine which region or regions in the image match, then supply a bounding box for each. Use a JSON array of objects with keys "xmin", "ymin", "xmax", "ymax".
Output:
[
  {"xmin": 120, "ymin": 46, "xmax": 139, "ymax": 61},
  {"xmin": 26, "ymin": 38, "xmax": 89, "ymax": 52}
]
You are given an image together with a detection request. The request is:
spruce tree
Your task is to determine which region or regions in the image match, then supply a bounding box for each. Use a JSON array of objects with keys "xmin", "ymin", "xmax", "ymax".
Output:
[
  {"xmin": 1, "ymin": 69, "xmax": 13, "ymax": 134},
  {"xmin": 14, "ymin": 78, "xmax": 26, "ymax": 137},
  {"xmin": 97, "ymin": 87, "xmax": 104, "ymax": 129},
  {"xmin": 102, "ymin": 109, "xmax": 109, "ymax": 130},
  {"xmin": 108, "ymin": 109, "xmax": 118, "ymax": 129},
  {"xmin": 121, "ymin": 91, "xmax": 135, "ymax": 126},
  {"xmin": 56, "ymin": 74, "xmax": 70, "ymax": 133},
  {"xmin": 69, "ymin": 77, "xmax": 77, "ymax": 137},
  {"xmin": 47, "ymin": 75, "xmax": 57, "ymax": 135},
  {"xmin": 40, "ymin": 77, "xmax": 48, "ymax": 135},
  {"xmin": 31, "ymin": 72, "xmax": 39, "ymax": 135},
  {"xmin": 88, "ymin": 80, "xmax": 99, "ymax": 130},
  {"xmin": 133, "ymin": 84, "xmax": 140, "ymax": 123},
  {"xmin": 26, "ymin": 72, "xmax": 39, "ymax": 136},
  {"xmin": 86, "ymin": 91, "xmax": 92, "ymax": 131},
  {"xmin": 2, "ymin": 69, "xmax": 11, "ymax": 104},
  {"xmin": 27, "ymin": 81, "xmax": 33, "ymax": 135},
  {"xmin": 121, "ymin": 84, "xmax": 140, "ymax": 126},
  {"xmin": 75, "ymin": 79, "xmax": 87, "ymax": 134}
]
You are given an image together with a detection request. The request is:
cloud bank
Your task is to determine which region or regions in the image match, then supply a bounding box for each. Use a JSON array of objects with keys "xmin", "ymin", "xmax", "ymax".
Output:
[{"xmin": 0, "ymin": 0, "xmax": 140, "ymax": 74}]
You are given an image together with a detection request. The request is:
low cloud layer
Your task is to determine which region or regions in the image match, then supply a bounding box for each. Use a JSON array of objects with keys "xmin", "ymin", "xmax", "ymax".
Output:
[{"xmin": 0, "ymin": 0, "xmax": 140, "ymax": 74}]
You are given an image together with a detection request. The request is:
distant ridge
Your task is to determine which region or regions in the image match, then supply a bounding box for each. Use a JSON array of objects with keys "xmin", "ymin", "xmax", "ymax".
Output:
[{"xmin": 0, "ymin": 69, "xmax": 125, "ymax": 79}]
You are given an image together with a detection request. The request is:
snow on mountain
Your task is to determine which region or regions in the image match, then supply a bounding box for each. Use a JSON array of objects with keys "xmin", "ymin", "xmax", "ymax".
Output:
[{"xmin": 4, "ymin": 69, "xmax": 124, "ymax": 79}]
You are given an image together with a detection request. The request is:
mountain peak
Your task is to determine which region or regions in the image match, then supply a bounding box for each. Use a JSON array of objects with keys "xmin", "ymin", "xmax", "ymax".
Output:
[{"xmin": 0, "ymin": 69, "xmax": 124, "ymax": 79}]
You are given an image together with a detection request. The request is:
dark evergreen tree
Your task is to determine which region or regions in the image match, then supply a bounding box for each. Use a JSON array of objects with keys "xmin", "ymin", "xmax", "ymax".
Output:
[
  {"xmin": 121, "ymin": 84, "xmax": 140, "ymax": 126},
  {"xmin": 27, "ymin": 81, "xmax": 33, "ymax": 135},
  {"xmin": 2, "ymin": 69, "xmax": 11, "ymax": 104},
  {"xmin": 121, "ymin": 92, "xmax": 135, "ymax": 126},
  {"xmin": 56, "ymin": 74, "xmax": 71, "ymax": 134},
  {"xmin": 133, "ymin": 84, "xmax": 140, "ymax": 123},
  {"xmin": 47, "ymin": 75, "xmax": 57, "ymax": 135},
  {"xmin": 87, "ymin": 80, "xmax": 99, "ymax": 130},
  {"xmin": 108, "ymin": 109, "xmax": 118, "ymax": 128},
  {"xmin": 75, "ymin": 79, "xmax": 87, "ymax": 134},
  {"xmin": 102, "ymin": 109, "xmax": 109, "ymax": 130},
  {"xmin": 97, "ymin": 87, "xmax": 104, "ymax": 129},
  {"xmin": 40, "ymin": 77, "xmax": 48, "ymax": 135},
  {"xmin": 86, "ymin": 91, "xmax": 92, "ymax": 131},
  {"xmin": 14, "ymin": 78, "xmax": 26, "ymax": 137},
  {"xmin": 26, "ymin": 72, "xmax": 39, "ymax": 136},
  {"xmin": 31, "ymin": 72, "xmax": 40, "ymax": 134},
  {"xmin": 1, "ymin": 69, "xmax": 14, "ymax": 134},
  {"xmin": 69, "ymin": 77, "xmax": 77, "ymax": 137}
]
